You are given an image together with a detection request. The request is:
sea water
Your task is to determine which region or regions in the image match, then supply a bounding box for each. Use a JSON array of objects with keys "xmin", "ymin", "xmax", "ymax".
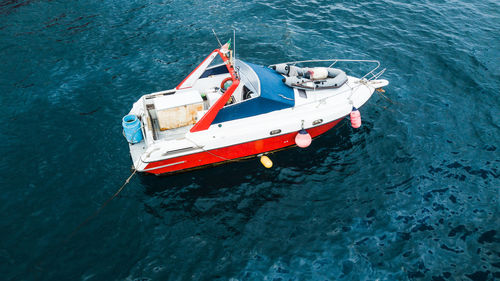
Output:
[{"xmin": 0, "ymin": 0, "xmax": 499, "ymax": 280}]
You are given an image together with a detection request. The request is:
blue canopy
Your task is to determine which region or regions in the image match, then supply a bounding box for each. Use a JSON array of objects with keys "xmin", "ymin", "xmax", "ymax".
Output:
[{"xmin": 212, "ymin": 61, "xmax": 295, "ymax": 124}]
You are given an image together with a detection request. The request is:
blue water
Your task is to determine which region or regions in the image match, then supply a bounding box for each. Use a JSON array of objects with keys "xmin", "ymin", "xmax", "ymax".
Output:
[{"xmin": 1, "ymin": 0, "xmax": 499, "ymax": 280}]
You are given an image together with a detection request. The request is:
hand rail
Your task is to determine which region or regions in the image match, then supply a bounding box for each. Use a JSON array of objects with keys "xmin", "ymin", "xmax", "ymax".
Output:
[{"xmin": 269, "ymin": 59, "xmax": 383, "ymax": 80}]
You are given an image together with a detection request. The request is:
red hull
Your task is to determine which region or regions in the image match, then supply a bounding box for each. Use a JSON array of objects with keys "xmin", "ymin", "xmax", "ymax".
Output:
[{"xmin": 143, "ymin": 118, "xmax": 343, "ymax": 175}]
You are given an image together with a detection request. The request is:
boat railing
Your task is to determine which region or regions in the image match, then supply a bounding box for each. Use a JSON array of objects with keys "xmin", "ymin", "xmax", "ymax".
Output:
[{"xmin": 269, "ymin": 59, "xmax": 386, "ymax": 81}]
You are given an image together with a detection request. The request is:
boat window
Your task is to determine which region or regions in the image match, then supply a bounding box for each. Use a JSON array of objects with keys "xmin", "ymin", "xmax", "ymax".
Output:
[
  {"xmin": 200, "ymin": 64, "xmax": 229, "ymax": 78},
  {"xmin": 235, "ymin": 59, "xmax": 260, "ymax": 97}
]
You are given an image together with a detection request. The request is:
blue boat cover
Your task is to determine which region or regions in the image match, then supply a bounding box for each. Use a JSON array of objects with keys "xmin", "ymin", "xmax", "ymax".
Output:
[{"xmin": 213, "ymin": 61, "xmax": 295, "ymax": 124}]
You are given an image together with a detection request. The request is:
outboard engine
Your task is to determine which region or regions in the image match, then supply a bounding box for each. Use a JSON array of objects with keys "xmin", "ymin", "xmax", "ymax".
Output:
[{"xmin": 271, "ymin": 64, "xmax": 304, "ymax": 77}]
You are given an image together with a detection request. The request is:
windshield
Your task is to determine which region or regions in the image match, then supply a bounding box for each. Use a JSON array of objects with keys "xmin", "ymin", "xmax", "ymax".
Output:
[{"xmin": 235, "ymin": 59, "xmax": 260, "ymax": 97}]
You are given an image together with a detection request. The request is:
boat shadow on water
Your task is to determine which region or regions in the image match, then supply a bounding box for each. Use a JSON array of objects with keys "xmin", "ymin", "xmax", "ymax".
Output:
[
  {"xmin": 136, "ymin": 117, "xmax": 372, "ymax": 195},
  {"xmin": 129, "ymin": 118, "xmax": 377, "ymax": 244}
]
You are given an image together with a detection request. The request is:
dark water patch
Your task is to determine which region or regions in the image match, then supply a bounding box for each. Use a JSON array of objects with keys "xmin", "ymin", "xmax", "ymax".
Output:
[
  {"xmin": 0, "ymin": 0, "xmax": 36, "ymax": 15},
  {"xmin": 78, "ymin": 106, "xmax": 101, "ymax": 115},
  {"xmin": 448, "ymin": 225, "xmax": 473, "ymax": 241},
  {"xmin": 440, "ymin": 244, "xmax": 464, "ymax": 254},
  {"xmin": 465, "ymin": 271, "xmax": 491, "ymax": 281},
  {"xmin": 478, "ymin": 230, "xmax": 499, "ymax": 244}
]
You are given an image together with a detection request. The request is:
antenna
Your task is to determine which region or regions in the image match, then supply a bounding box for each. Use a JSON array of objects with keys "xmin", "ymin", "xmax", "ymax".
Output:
[
  {"xmin": 233, "ymin": 29, "xmax": 236, "ymax": 63},
  {"xmin": 212, "ymin": 29, "xmax": 222, "ymax": 47}
]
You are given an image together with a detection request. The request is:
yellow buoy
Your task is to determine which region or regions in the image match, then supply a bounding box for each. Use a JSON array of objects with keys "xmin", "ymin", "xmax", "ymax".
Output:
[{"xmin": 260, "ymin": 155, "xmax": 273, "ymax": 168}]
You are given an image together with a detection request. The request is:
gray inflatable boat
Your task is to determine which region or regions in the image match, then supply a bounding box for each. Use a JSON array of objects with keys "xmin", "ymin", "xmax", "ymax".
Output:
[{"xmin": 271, "ymin": 63, "xmax": 348, "ymax": 90}]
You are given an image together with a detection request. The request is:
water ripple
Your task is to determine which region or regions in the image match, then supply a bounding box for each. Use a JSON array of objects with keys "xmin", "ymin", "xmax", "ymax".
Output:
[{"xmin": 1, "ymin": 0, "xmax": 499, "ymax": 280}]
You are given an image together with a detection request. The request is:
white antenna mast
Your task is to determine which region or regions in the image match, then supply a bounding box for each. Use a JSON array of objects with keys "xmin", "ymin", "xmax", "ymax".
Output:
[
  {"xmin": 233, "ymin": 29, "xmax": 236, "ymax": 63},
  {"xmin": 212, "ymin": 29, "xmax": 222, "ymax": 47}
]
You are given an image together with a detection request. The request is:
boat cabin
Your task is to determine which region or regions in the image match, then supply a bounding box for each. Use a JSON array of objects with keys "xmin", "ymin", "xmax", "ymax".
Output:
[{"xmin": 139, "ymin": 53, "xmax": 295, "ymax": 144}]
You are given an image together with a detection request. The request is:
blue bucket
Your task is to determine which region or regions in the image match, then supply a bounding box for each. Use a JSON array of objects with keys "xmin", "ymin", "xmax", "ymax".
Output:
[{"xmin": 122, "ymin": 114, "xmax": 143, "ymax": 144}]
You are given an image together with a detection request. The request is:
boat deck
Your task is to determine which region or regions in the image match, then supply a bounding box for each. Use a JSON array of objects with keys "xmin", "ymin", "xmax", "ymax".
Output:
[{"xmin": 154, "ymin": 122, "xmax": 191, "ymax": 141}]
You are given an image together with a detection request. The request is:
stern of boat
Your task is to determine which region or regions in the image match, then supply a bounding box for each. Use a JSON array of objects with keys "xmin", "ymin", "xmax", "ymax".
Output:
[{"xmin": 123, "ymin": 97, "xmax": 150, "ymax": 172}]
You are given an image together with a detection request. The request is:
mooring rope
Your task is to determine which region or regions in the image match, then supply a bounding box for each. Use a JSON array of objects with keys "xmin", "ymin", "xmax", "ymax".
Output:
[
  {"xmin": 30, "ymin": 169, "xmax": 138, "ymax": 274},
  {"xmin": 185, "ymin": 137, "xmax": 242, "ymax": 162},
  {"xmin": 372, "ymin": 103, "xmax": 396, "ymax": 113},
  {"xmin": 376, "ymin": 89, "xmax": 400, "ymax": 105},
  {"xmin": 64, "ymin": 169, "xmax": 137, "ymax": 243}
]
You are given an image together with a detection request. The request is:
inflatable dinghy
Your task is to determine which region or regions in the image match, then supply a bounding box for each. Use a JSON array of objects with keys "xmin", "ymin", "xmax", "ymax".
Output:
[{"xmin": 271, "ymin": 64, "xmax": 348, "ymax": 90}]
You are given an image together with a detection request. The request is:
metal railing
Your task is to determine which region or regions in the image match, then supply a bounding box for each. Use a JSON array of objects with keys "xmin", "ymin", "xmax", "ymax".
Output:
[{"xmin": 269, "ymin": 59, "xmax": 386, "ymax": 80}]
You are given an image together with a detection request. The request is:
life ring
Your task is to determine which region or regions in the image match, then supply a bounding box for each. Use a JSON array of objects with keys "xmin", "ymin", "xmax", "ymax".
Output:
[{"xmin": 220, "ymin": 77, "xmax": 233, "ymax": 92}]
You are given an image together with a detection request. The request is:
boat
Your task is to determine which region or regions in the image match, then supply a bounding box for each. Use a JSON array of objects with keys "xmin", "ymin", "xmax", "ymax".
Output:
[{"xmin": 122, "ymin": 40, "xmax": 389, "ymax": 175}]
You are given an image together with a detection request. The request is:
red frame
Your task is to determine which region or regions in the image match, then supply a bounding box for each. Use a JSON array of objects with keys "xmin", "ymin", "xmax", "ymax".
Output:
[{"xmin": 189, "ymin": 49, "xmax": 240, "ymax": 133}]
